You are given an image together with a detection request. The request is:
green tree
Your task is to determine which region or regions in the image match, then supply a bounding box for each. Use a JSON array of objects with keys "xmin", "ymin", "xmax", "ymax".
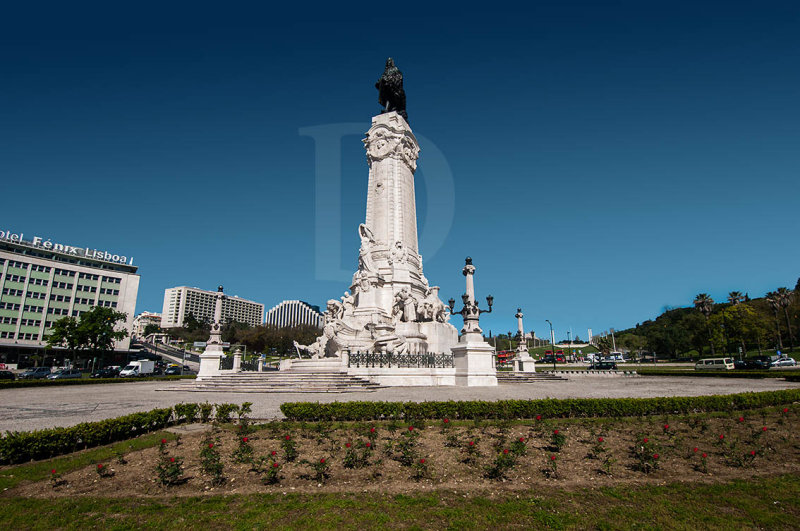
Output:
[
  {"xmin": 143, "ymin": 323, "xmax": 161, "ymax": 337},
  {"xmin": 46, "ymin": 307, "xmax": 127, "ymax": 363},
  {"xmin": 693, "ymin": 293, "xmax": 715, "ymax": 355},
  {"xmin": 595, "ymin": 336, "xmax": 613, "ymax": 354},
  {"xmin": 619, "ymin": 334, "xmax": 647, "ymax": 361},
  {"xmin": 766, "ymin": 291, "xmax": 784, "ymax": 350},
  {"xmin": 775, "ymin": 287, "xmax": 795, "ymax": 352},
  {"xmin": 183, "ymin": 312, "xmax": 205, "ymax": 332},
  {"xmin": 77, "ymin": 306, "xmax": 128, "ymax": 354},
  {"xmin": 46, "ymin": 317, "xmax": 84, "ymax": 363}
]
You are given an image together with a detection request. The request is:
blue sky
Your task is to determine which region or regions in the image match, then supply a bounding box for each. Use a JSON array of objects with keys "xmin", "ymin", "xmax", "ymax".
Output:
[{"xmin": 2, "ymin": 1, "xmax": 798, "ymax": 341}]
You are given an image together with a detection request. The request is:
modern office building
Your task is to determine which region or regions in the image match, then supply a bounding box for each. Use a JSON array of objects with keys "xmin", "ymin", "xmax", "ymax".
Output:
[
  {"xmin": 0, "ymin": 229, "xmax": 139, "ymax": 364},
  {"xmin": 132, "ymin": 311, "xmax": 162, "ymax": 338},
  {"xmin": 160, "ymin": 287, "xmax": 264, "ymax": 329},
  {"xmin": 264, "ymin": 300, "xmax": 324, "ymax": 329}
]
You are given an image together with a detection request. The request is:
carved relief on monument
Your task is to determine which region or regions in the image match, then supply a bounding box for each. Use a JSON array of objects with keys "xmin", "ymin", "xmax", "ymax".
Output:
[{"xmin": 363, "ymin": 124, "xmax": 419, "ymax": 170}]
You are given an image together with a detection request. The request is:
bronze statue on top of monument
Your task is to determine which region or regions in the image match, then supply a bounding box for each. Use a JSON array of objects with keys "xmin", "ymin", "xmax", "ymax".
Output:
[{"xmin": 375, "ymin": 58, "xmax": 408, "ymax": 122}]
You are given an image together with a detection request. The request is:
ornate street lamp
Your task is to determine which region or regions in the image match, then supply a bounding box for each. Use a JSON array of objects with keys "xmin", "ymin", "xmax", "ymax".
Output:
[{"xmin": 448, "ymin": 257, "xmax": 493, "ymax": 340}]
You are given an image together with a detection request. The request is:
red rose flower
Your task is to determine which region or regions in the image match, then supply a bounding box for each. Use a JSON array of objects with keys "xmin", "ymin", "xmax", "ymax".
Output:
[
  {"xmin": 208, "ymin": 443, "xmax": 214, "ymax": 449},
  {"xmin": 345, "ymin": 443, "xmax": 351, "ymax": 448},
  {"xmin": 370, "ymin": 427, "xmax": 375, "ymax": 433},
  {"xmin": 469, "ymin": 441, "xmax": 475, "ymax": 446},
  {"xmin": 366, "ymin": 442, "xmax": 371, "ymax": 448},
  {"xmin": 536, "ymin": 415, "xmax": 541, "ymax": 420},
  {"xmin": 271, "ymin": 451, "xmax": 277, "ymax": 456},
  {"xmin": 693, "ymin": 447, "xmax": 698, "ymax": 453},
  {"xmin": 285, "ymin": 435, "xmax": 291, "ymax": 441},
  {"xmin": 553, "ymin": 430, "xmax": 559, "ymax": 435},
  {"xmin": 783, "ymin": 408, "xmax": 789, "ymax": 413},
  {"xmin": 719, "ymin": 434, "xmax": 724, "ymax": 440},
  {"xmin": 97, "ymin": 464, "xmax": 103, "ymax": 469},
  {"xmin": 170, "ymin": 457, "xmax": 175, "ymax": 463},
  {"xmin": 161, "ymin": 438, "xmax": 167, "ymax": 444},
  {"xmin": 243, "ymin": 437, "xmax": 248, "ymax": 443},
  {"xmin": 273, "ymin": 462, "xmax": 279, "ymax": 468},
  {"xmin": 598, "ymin": 437, "xmax": 604, "ymax": 443},
  {"xmin": 701, "ymin": 453, "xmax": 707, "ymax": 458},
  {"xmin": 51, "ymin": 469, "xmax": 56, "ymax": 474},
  {"xmin": 320, "ymin": 458, "xmax": 325, "ymax": 464},
  {"xmin": 444, "ymin": 418, "xmax": 449, "ymax": 423},
  {"xmin": 550, "ymin": 455, "xmax": 556, "ymax": 461},
  {"xmin": 762, "ymin": 426, "xmax": 767, "ymax": 432},
  {"xmin": 643, "ymin": 438, "xmax": 648, "ymax": 443},
  {"xmin": 408, "ymin": 426, "xmax": 414, "ymax": 431},
  {"xmin": 503, "ymin": 449, "xmax": 509, "ymax": 454},
  {"xmin": 738, "ymin": 417, "xmax": 744, "ymax": 422},
  {"xmin": 519, "ymin": 437, "xmax": 525, "ymax": 443},
  {"xmin": 750, "ymin": 450, "xmax": 756, "ymax": 456},
  {"xmin": 663, "ymin": 424, "xmax": 669, "ymax": 430},
  {"xmin": 653, "ymin": 454, "xmax": 659, "ymax": 460},
  {"xmin": 419, "ymin": 458, "xmax": 425, "ymax": 464}
]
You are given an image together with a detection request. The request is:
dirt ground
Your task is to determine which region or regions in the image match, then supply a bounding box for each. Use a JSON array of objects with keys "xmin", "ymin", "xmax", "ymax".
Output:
[{"xmin": 7, "ymin": 407, "xmax": 799, "ymax": 498}]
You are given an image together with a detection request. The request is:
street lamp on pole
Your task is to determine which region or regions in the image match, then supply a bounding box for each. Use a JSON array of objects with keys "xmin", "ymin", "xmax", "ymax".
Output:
[{"xmin": 546, "ymin": 319, "xmax": 556, "ymax": 371}]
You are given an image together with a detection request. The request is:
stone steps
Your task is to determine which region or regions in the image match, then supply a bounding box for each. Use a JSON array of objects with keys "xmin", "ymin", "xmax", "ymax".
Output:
[
  {"xmin": 496, "ymin": 372, "xmax": 569, "ymax": 383},
  {"xmin": 172, "ymin": 372, "xmax": 382, "ymax": 393}
]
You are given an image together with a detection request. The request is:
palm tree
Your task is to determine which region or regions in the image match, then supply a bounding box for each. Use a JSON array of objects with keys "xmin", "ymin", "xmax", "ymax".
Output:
[
  {"xmin": 693, "ymin": 293, "xmax": 715, "ymax": 355},
  {"xmin": 726, "ymin": 291, "xmax": 747, "ymax": 356},
  {"xmin": 766, "ymin": 291, "xmax": 784, "ymax": 351},
  {"xmin": 776, "ymin": 287, "xmax": 795, "ymax": 352},
  {"xmin": 727, "ymin": 291, "xmax": 744, "ymax": 305}
]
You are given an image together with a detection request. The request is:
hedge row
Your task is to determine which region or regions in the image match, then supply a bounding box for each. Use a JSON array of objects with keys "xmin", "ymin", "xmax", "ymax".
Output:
[
  {"xmin": 0, "ymin": 375, "xmax": 196, "ymax": 389},
  {"xmin": 279, "ymin": 389, "xmax": 800, "ymax": 422},
  {"xmin": 0, "ymin": 402, "xmax": 243, "ymax": 465}
]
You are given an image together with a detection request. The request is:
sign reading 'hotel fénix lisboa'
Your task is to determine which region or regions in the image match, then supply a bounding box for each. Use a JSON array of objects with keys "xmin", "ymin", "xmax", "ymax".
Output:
[{"xmin": 0, "ymin": 228, "xmax": 134, "ymax": 266}]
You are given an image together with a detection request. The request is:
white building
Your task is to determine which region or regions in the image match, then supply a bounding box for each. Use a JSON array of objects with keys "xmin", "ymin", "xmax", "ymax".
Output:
[
  {"xmin": 160, "ymin": 286, "xmax": 264, "ymax": 329},
  {"xmin": 264, "ymin": 300, "xmax": 324, "ymax": 329},
  {"xmin": 132, "ymin": 311, "xmax": 161, "ymax": 338},
  {"xmin": 0, "ymin": 229, "xmax": 139, "ymax": 358}
]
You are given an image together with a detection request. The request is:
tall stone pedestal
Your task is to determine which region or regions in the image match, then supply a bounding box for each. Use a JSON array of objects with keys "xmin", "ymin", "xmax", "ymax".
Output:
[
  {"xmin": 197, "ymin": 345, "xmax": 224, "ymax": 380},
  {"xmin": 452, "ymin": 330, "xmax": 498, "ymax": 386},
  {"xmin": 515, "ymin": 355, "xmax": 536, "ymax": 373},
  {"xmin": 513, "ymin": 308, "xmax": 535, "ymax": 373}
]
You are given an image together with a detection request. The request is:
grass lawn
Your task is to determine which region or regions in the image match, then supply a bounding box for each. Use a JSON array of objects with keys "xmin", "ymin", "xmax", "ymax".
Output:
[{"xmin": 1, "ymin": 474, "xmax": 797, "ymax": 529}]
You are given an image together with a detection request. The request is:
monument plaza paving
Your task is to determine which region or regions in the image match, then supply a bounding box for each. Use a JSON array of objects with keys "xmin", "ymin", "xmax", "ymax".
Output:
[{"xmin": 1, "ymin": 377, "xmax": 797, "ymax": 433}]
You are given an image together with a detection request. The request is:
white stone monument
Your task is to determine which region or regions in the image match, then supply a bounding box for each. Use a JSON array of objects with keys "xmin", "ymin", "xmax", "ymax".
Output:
[
  {"xmin": 292, "ymin": 110, "xmax": 458, "ymax": 372},
  {"xmin": 513, "ymin": 308, "xmax": 536, "ymax": 372},
  {"xmin": 449, "ymin": 257, "xmax": 498, "ymax": 386},
  {"xmin": 197, "ymin": 286, "xmax": 226, "ymax": 380}
]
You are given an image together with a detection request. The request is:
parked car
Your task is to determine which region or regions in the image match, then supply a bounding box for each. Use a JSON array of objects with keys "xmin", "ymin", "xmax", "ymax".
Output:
[
  {"xmin": 771, "ymin": 357, "xmax": 797, "ymax": 367},
  {"xmin": 91, "ymin": 367, "xmax": 120, "ymax": 378},
  {"xmin": 748, "ymin": 356, "xmax": 776, "ymax": 370},
  {"xmin": 538, "ymin": 355, "xmax": 565, "ymax": 363},
  {"xmin": 47, "ymin": 369, "xmax": 82, "ymax": 380},
  {"xmin": 695, "ymin": 358, "xmax": 735, "ymax": 370},
  {"xmin": 595, "ymin": 360, "xmax": 618, "ymax": 370},
  {"xmin": 0, "ymin": 370, "xmax": 15, "ymax": 380},
  {"xmin": 18, "ymin": 367, "xmax": 52, "ymax": 379},
  {"xmin": 165, "ymin": 366, "xmax": 182, "ymax": 375}
]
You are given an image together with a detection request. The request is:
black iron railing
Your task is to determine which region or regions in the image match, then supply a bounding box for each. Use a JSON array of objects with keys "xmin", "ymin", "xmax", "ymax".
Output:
[
  {"xmin": 348, "ymin": 351, "xmax": 454, "ymax": 368},
  {"xmin": 219, "ymin": 356, "xmax": 234, "ymax": 370},
  {"xmin": 240, "ymin": 359, "xmax": 259, "ymax": 372}
]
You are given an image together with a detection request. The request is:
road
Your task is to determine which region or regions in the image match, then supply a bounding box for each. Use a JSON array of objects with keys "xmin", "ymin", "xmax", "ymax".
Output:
[{"xmin": 0, "ymin": 376, "xmax": 797, "ymax": 433}]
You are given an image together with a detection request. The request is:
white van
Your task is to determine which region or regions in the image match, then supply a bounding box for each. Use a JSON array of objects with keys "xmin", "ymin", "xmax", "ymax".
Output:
[{"xmin": 695, "ymin": 358, "xmax": 734, "ymax": 370}]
